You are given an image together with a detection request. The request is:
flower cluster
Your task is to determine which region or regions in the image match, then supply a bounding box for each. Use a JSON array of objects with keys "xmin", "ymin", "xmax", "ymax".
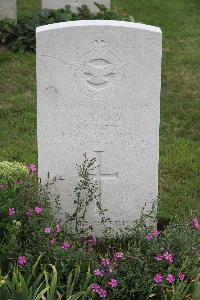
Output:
[
  {"xmin": 16, "ymin": 222, "xmax": 70, "ymax": 266},
  {"xmin": 94, "ymin": 269, "xmax": 104, "ymax": 277},
  {"xmin": 92, "ymin": 252, "xmax": 123, "ymax": 298},
  {"xmin": 153, "ymin": 272, "xmax": 186, "ymax": 284},
  {"xmin": 8, "ymin": 206, "xmax": 43, "ymax": 218},
  {"xmin": 92, "ymin": 284, "xmax": 107, "ymax": 298},
  {"xmin": 92, "ymin": 278, "xmax": 118, "ymax": 298},
  {"xmin": 154, "ymin": 250, "xmax": 173, "ymax": 263},
  {"xmin": 43, "ymin": 224, "xmax": 71, "ymax": 250},
  {"xmin": 146, "ymin": 228, "xmax": 159, "ymax": 241},
  {"xmin": 153, "ymin": 247, "xmax": 186, "ymax": 285},
  {"xmin": 26, "ymin": 207, "xmax": 43, "ymax": 218}
]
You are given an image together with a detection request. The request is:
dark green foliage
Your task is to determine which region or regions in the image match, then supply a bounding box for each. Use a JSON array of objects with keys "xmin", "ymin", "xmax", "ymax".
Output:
[
  {"xmin": 0, "ymin": 157, "xmax": 199, "ymax": 299},
  {"xmin": 0, "ymin": 4, "xmax": 132, "ymax": 52}
]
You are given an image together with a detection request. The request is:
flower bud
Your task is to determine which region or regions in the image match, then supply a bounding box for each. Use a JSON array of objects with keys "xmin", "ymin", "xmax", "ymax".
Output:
[{"xmin": 16, "ymin": 221, "xmax": 21, "ymax": 227}]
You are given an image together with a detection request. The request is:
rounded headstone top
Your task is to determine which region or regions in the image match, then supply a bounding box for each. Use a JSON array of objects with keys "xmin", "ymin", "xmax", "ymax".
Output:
[{"xmin": 36, "ymin": 20, "xmax": 161, "ymax": 34}]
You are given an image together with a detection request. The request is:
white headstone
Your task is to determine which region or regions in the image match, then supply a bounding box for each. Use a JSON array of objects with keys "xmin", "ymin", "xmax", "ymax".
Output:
[
  {"xmin": 42, "ymin": 0, "xmax": 110, "ymax": 13},
  {"xmin": 0, "ymin": 0, "xmax": 16, "ymax": 20},
  {"xmin": 36, "ymin": 20, "xmax": 162, "ymax": 233}
]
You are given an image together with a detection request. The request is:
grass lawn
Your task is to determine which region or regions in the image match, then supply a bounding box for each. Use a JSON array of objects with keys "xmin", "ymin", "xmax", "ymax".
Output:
[{"xmin": 0, "ymin": 0, "xmax": 199, "ymax": 221}]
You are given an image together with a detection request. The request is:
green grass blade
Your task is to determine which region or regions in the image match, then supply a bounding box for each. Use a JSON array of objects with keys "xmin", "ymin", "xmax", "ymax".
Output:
[
  {"xmin": 4, "ymin": 277, "xmax": 16, "ymax": 297},
  {"xmin": 49, "ymin": 264, "xmax": 58, "ymax": 300},
  {"xmin": 68, "ymin": 291, "xmax": 86, "ymax": 300},
  {"xmin": 43, "ymin": 270, "xmax": 50, "ymax": 299},
  {"xmin": 83, "ymin": 265, "xmax": 91, "ymax": 290},
  {"xmin": 66, "ymin": 271, "xmax": 73, "ymax": 298},
  {"xmin": 32, "ymin": 273, "xmax": 44, "ymax": 293},
  {"xmin": 33, "ymin": 280, "xmax": 46, "ymax": 299},
  {"xmin": 73, "ymin": 265, "xmax": 80, "ymax": 288},
  {"xmin": 19, "ymin": 272, "xmax": 29, "ymax": 300},
  {"xmin": 35, "ymin": 286, "xmax": 50, "ymax": 300},
  {"xmin": 26, "ymin": 254, "xmax": 42, "ymax": 287}
]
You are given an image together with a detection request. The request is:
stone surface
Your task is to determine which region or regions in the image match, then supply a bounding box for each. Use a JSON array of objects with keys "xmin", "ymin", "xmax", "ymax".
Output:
[
  {"xmin": 42, "ymin": 0, "xmax": 110, "ymax": 13},
  {"xmin": 0, "ymin": 0, "xmax": 16, "ymax": 20},
  {"xmin": 36, "ymin": 20, "xmax": 162, "ymax": 233}
]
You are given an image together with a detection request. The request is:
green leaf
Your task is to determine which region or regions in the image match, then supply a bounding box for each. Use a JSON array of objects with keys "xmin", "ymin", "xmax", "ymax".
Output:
[
  {"xmin": 27, "ymin": 254, "xmax": 42, "ymax": 287},
  {"xmin": 68, "ymin": 291, "xmax": 87, "ymax": 300},
  {"xmin": 18, "ymin": 272, "xmax": 29, "ymax": 299},
  {"xmin": 49, "ymin": 264, "xmax": 58, "ymax": 300},
  {"xmin": 66, "ymin": 271, "xmax": 73, "ymax": 298},
  {"xmin": 35, "ymin": 286, "xmax": 50, "ymax": 300}
]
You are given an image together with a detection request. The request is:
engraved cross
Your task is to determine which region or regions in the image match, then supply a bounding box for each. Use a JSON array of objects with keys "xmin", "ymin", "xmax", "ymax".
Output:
[{"xmin": 90, "ymin": 151, "xmax": 118, "ymax": 215}]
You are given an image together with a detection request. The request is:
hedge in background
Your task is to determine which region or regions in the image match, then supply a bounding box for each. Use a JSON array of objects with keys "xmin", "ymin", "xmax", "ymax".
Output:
[{"xmin": 0, "ymin": 4, "xmax": 133, "ymax": 52}]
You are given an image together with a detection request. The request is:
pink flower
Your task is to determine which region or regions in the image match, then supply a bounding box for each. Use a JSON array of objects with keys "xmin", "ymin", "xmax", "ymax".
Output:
[
  {"xmin": 26, "ymin": 209, "xmax": 33, "ymax": 218},
  {"xmin": 8, "ymin": 208, "xmax": 16, "ymax": 216},
  {"xmin": 146, "ymin": 233, "xmax": 153, "ymax": 241},
  {"xmin": 94, "ymin": 269, "xmax": 104, "ymax": 277},
  {"xmin": 178, "ymin": 272, "xmax": 186, "ymax": 281},
  {"xmin": 114, "ymin": 252, "xmax": 124, "ymax": 259},
  {"xmin": 166, "ymin": 274, "xmax": 174, "ymax": 284},
  {"xmin": 0, "ymin": 184, "xmax": 6, "ymax": 190},
  {"xmin": 163, "ymin": 251, "xmax": 173, "ymax": 263},
  {"xmin": 92, "ymin": 283, "xmax": 101, "ymax": 293},
  {"xmin": 16, "ymin": 179, "xmax": 24, "ymax": 185},
  {"xmin": 155, "ymin": 255, "xmax": 163, "ymax": 262},
  {"xmin": 153, "ymin": 274, "xmax": 163, "ymax": 284},
  {"xmin": 152, "ymin": 229, "xmax": 159, "ymax": 236},
  {"xmin": 44, "ymin": 227, "xmax": 51, "ymax": 234},
  {"xmin": 192, "ymin": 218, "xmax": 200, "ymax": 229},
  {"xmin": 88, "ymin": 236, "xmax": 97, "ymax": 246},
  {"xmin": 101, "ymin": 258, "xmax": 110, "ymax": 267},
  {"xmin": 34, "ymin": 207, "xmax": 42, "ymax": 214},
  {"xmin": 98, "ymin": 288, "xmax": 107, "ymax": 298},
  {"xmin": 61, "ymin": 242, "xmax": 70, "ymax": 250},
  {"xmin": 18, "ymin": 256, "xmax": 26, "ymax": 266},
  {"xmin": 108, "ymin": 278, "xmax": 118, "ymax": 288},
  {"xmin": 50, "ymin": 239, "xmax": 56, "ymax": 245},
  {"xmin": 28, "ymin": 164, "xmax": 37, "ymax": 175},
  {"xmin": 55, "ymin": 224, "xmax": 61, "ymax": 233}
]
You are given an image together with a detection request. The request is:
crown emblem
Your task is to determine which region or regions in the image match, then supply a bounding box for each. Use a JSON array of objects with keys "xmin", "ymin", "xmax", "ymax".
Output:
[{"xmin": 91, "ymin": 35, "xmax": 108, "ymax": 52}]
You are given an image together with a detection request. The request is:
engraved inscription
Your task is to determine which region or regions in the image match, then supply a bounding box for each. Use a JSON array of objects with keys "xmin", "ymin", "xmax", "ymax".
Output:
[
  {"xmin": 90, "ymin": 219, "xmax": 132, "ymax": 227},
  {"xmin": 44, "ymin": 103, "xmax": 151, "ymax": 148}
]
